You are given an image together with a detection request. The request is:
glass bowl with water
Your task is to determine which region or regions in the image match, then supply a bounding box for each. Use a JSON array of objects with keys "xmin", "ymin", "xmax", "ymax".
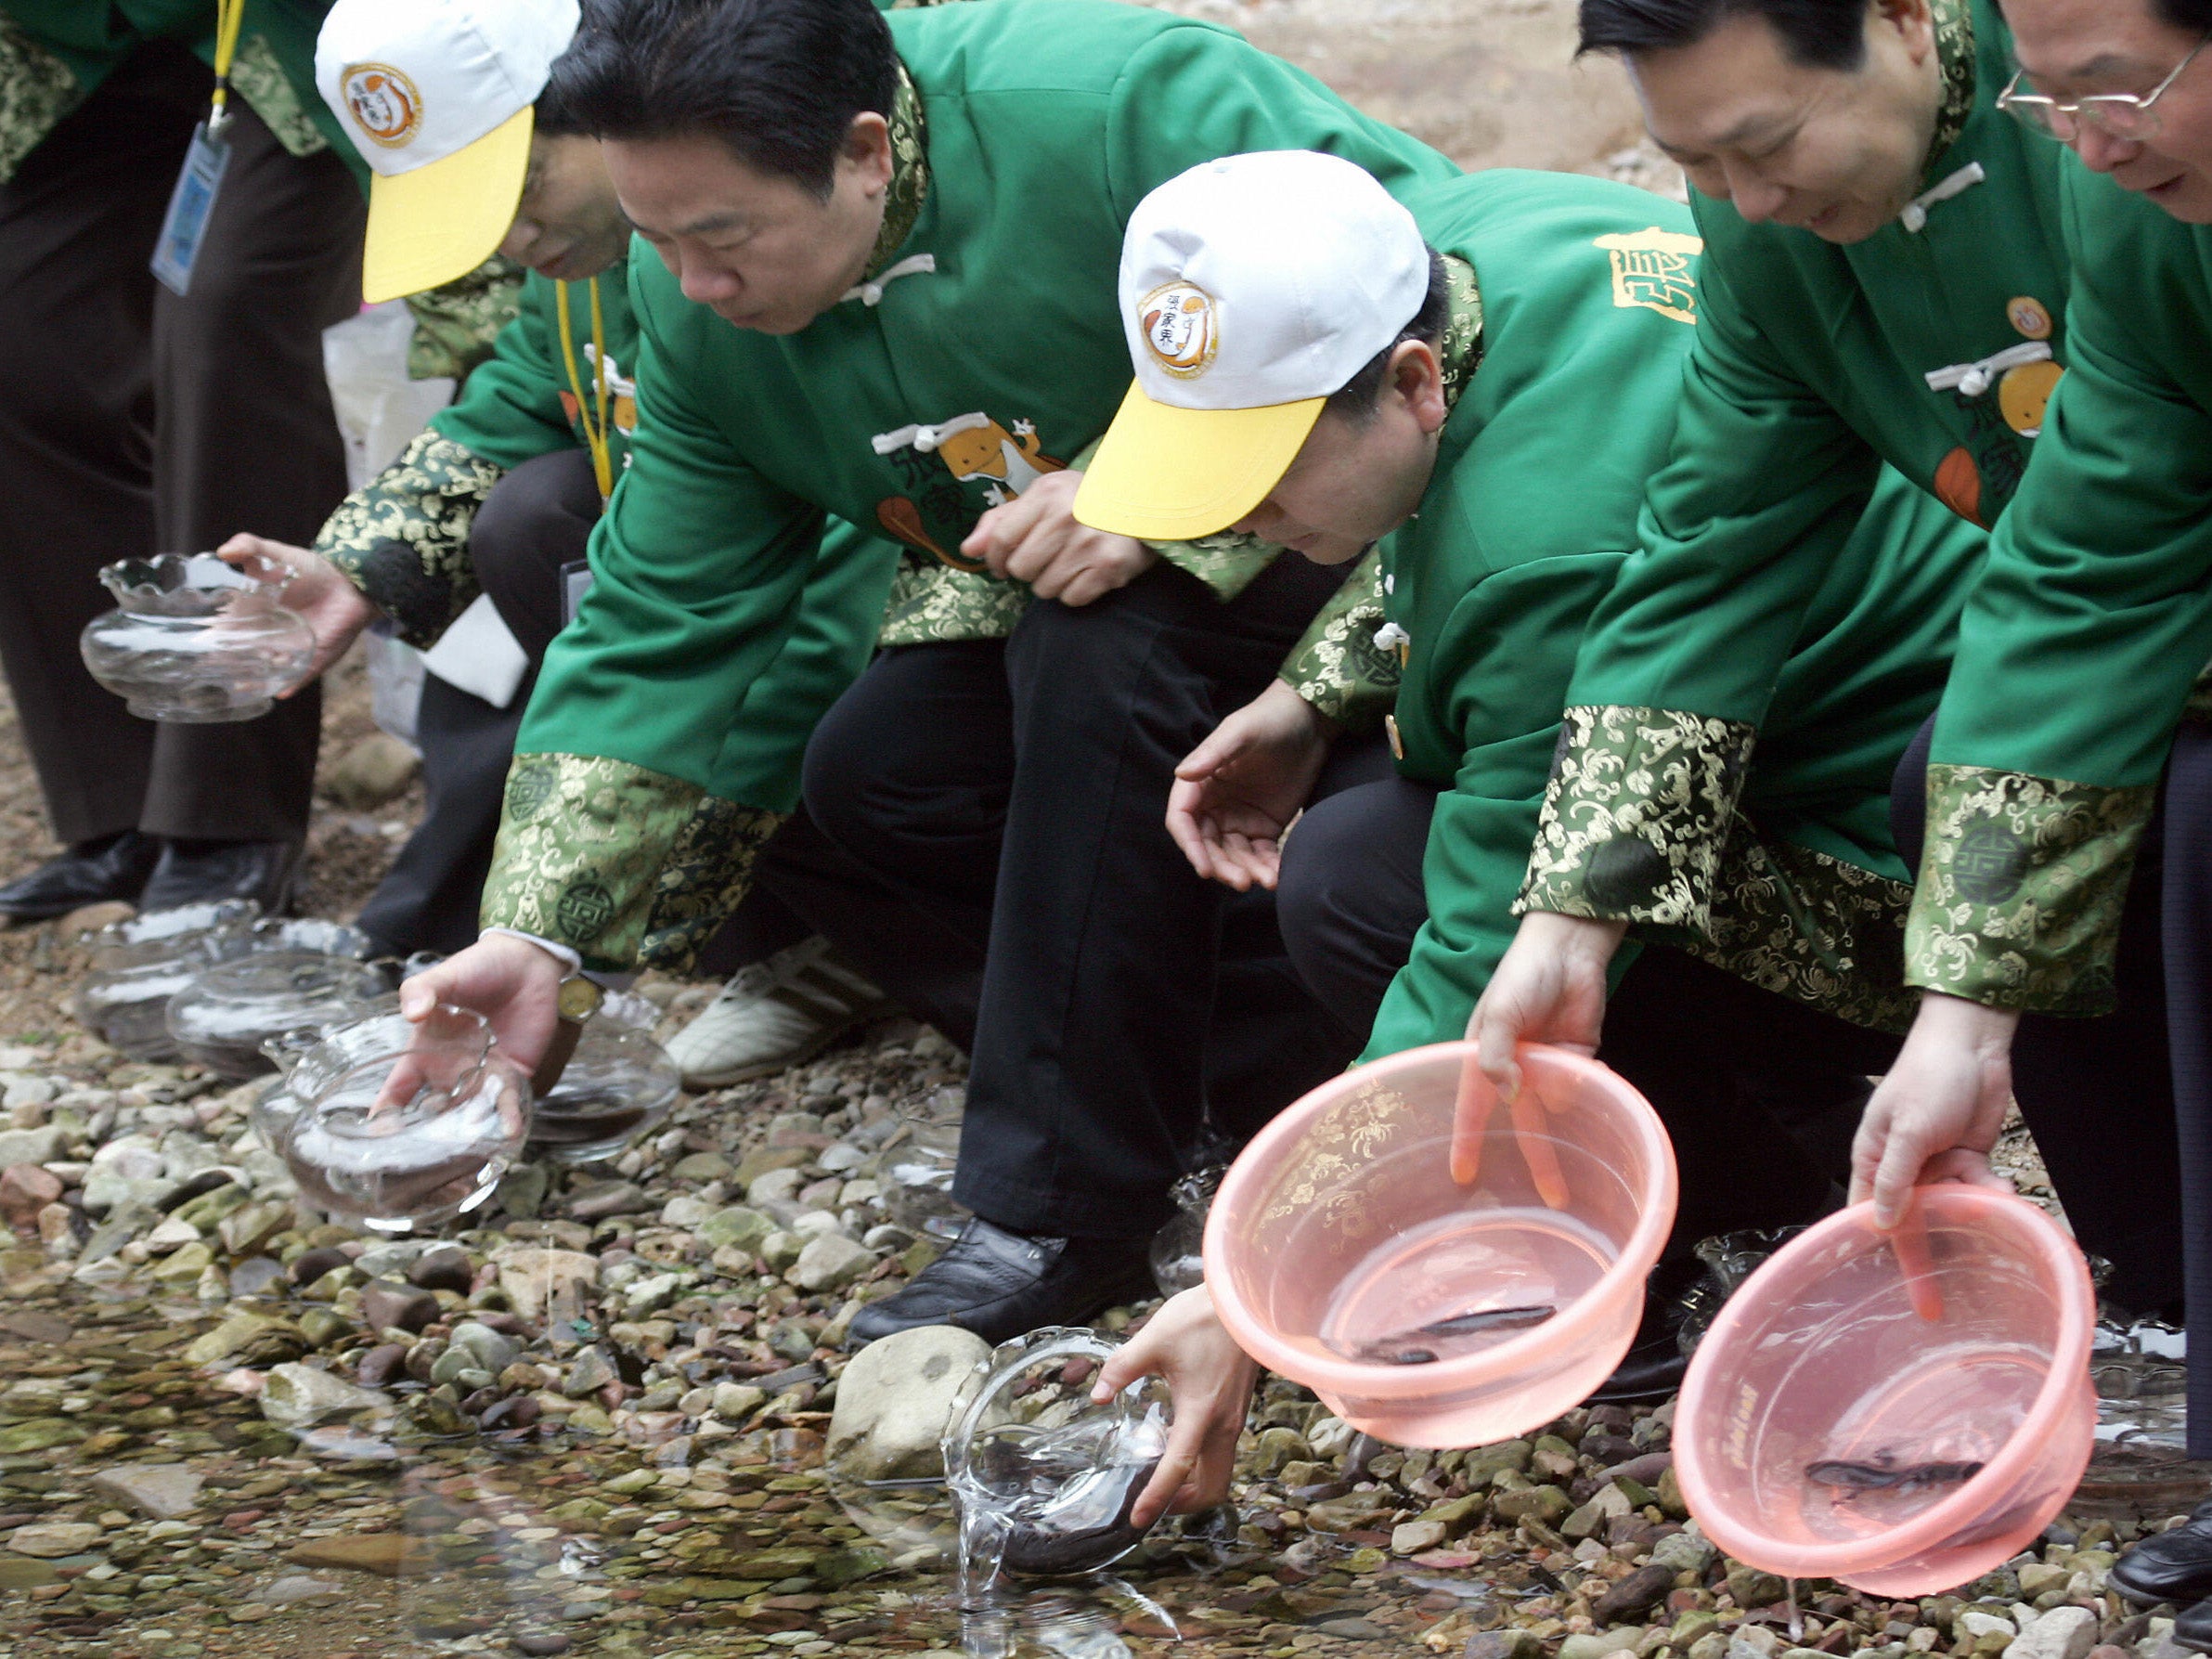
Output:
[
  {"xmin": 81, "ymin": 551, "xmax": 316, "ymax": 722},
  {"xmin": 278, "ymin": 1004, "xmax": 531, "ymax": 1234}
]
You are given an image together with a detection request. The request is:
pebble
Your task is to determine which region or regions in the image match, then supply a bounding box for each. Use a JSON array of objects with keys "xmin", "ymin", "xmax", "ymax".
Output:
[
  {"xmin": 6, "ymin": 1521, "xmax": 100, "ymax": 1557},
  {"xmin": 87, "ymin": 1463, "xmax": 201, "ymax": 1520}
]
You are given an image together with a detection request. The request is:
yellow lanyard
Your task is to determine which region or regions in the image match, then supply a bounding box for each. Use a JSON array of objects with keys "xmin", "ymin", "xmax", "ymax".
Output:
[
  {"xmin": 555, "ymin": 279, "xmax": 615, "ymax": 501},
  {"xmin": 209, "ymin": 0, "xmax": 247, "ymax": 128}
]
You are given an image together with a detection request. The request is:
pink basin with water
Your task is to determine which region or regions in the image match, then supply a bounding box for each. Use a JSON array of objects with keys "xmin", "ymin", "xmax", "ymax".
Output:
[
  {"xmin": 1675, "ymin": 1188, "xmax": 2096, "ymax": 1596},
  {"xmin": 1205, "ymin": 1043, "xmax": 1677, "ymax": 1447}
]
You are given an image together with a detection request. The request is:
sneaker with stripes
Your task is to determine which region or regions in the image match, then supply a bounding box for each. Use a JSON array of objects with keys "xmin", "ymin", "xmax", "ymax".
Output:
[{"xmin": 664, "ymin": 936, "xmax": 894, "ymax": 1088}]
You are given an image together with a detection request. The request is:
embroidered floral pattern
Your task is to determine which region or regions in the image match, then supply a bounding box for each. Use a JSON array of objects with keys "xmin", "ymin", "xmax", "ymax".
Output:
[
  {"xmin": 868, "ymin": 61, "xmax": 930, "ymax": 280},
  {"xmin": 1681, "ymin": 833, "xmax": 1917, "ymax": 1031},
  {"xmin": 1518, "ymin": 705, "xmax": 1758, "ymax": 928},
  {"xmin": 1926, "ymin": 0, "xmax": 1977, "ymax": 171},
  {"xmin": 1149, "ymin": 529, "xmax": 1279, "ymax": 601},
  {"xmin": 877, "ymin": 560, "xmax": 1030, "ymax": 645},
  {"xmin": 1904, "ymin": 762, "xmax": 2154, "ymax": 1015},
  {"xmin": 315, "ymin": 430, "xmax": 506, "ymax": 650},
  {"xmin": 0, "ymin": 16, "xmax": 77, "ymax": 187},
  {"xmin": 1279, "ymin": 551, "xmax": 1394, "ymax": 728},
  {"xmin": 404, "ymin": 256, "xmax": 527, "ymax": 383},
  {"xmin": 637, "ymin": 799, "xmax": 788, "ymax": 972},
  {"xmin": 230, "ymin": 33, "xmax": 328, "ymax": 157},
  {"xmin": 482, "ymin": 754, "xmax": 709, "ymax": 972}
]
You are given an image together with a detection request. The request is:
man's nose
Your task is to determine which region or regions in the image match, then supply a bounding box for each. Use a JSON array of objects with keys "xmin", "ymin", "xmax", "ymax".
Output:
[
  {"xmin": 1727, "ymin": 168, "xmax": 1788, "ymax": 224},
  {"xmin": 2072, "ymin": 121, "xmax": 2144, "ymax": 175}
]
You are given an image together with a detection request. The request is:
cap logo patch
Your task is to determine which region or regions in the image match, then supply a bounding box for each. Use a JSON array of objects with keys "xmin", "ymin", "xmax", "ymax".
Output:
[
  {"xmin": 1140, "ymin": 281, "xmax": 1219, "ymax": 379},
  {"xmin": 342, "ymin": 62, "xmax": 422, "ymax": 149}
]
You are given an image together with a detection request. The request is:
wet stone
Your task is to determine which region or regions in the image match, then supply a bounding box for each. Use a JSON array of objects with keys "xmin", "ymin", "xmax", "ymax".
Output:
[{"xmin": 359, "ymin": 1277, "xmax": 439, "ymax": 1334}]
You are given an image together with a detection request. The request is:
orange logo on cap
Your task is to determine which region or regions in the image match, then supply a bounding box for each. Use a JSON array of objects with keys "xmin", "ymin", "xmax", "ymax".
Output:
[
  {"xmin": 1140, "ymin": 281, "xmax": 1219, "ymax": 379},
  {"xmin": 342, "ymin": 63, "xmax": 422, "ymax": 149}
]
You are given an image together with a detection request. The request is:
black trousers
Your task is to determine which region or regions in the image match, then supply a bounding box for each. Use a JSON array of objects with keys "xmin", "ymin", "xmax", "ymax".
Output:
[
  {"xmin": 1275, "ymin": 759, "xmax": 1900, "ymax": 1258},
  {"xmin": 1891, "ymin": 716, "xmax": 2186, "ymax": 1319},
  {"xmin": 0, "ymin": 43, "xmax": 364, "ymax": 848},
  {"xmin": 796, "ymin": 556, "xmax": 1362, "ymax": 1240}
]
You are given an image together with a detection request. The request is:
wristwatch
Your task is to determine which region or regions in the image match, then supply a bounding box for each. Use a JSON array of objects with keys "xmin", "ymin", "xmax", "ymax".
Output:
[{"xmin": 531, "ymin": 971, "xmax": 603, "ymax": 1095}]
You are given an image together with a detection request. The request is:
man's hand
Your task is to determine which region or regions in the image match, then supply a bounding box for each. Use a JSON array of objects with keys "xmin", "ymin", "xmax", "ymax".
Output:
[
  {"xmin": 1468, "ymin": 911, "xmax": 1630, "ymax": 1099},
  {"xmin": 398, "ymin": 933, "xmax": 569, "ymax": 1076},
  {"xmin": 1168, "ymin": 680, "xmax": 1334, "ymax": 891},
  {"xmin": 1852, "ymin": 992, "xmax": 2020, "ymax": 1229},
  {"xmin": 217, "ymin": 533, "xmax": 379, "ymax": 691},
  {"xmin": 961, "ymin": 471, "xmax": 1158, "ymax": 606},
  {"xmin": 1091, "ymin": 1287, "xmax": 1259, "ymax": 1529}
]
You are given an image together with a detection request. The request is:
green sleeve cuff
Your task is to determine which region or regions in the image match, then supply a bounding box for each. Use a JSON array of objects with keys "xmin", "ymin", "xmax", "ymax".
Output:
[
  {"xmin": 0, "ymin": 16, "xmax": 78, "ymax": 185},
  {"xmin": 640, "ymin": 798, "xmax": 789, "ymax": 973},
  {"xmin": 1146, "ymin": 529, "xmax": 1281, "ymax": 601},
  {"xmin": 1904, "ymin": 762, "xmax": 2155, "ymax": 1015},
  {"xmin": 482, "ymin": 754, "xmax": 718, "ymax": 973},
  {"xmin": 404, "ymin": 257, "xmax": 526, "ymax": 383},
  {"xmin": 1277, "ymin": 550, "xmax": 1398, "ymax": 730},
  {"xmin": 1516, "ymin": 705, "xmax": 1758, "ymax": 931},
  {"xmin": 314, "ymin": 430, "xmax": 504, "ymax": 651}
]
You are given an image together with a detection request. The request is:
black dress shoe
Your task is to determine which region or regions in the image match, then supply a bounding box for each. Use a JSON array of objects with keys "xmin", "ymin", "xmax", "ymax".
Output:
[
  {"xmin": 847, "ymin": 1216, "xmax": 1156, "ymax": 1349},
  {"xmin": 2113, "ymin": 1496, "xmax": 2212, "ymax": 1607},
  {"xmin": 2175, "ymin": 1590, "xmax": 2212, "ymax": 1652},
  {"xmin": 137, "ymin": 837, "xmax": 300, "ymax": 914},
  {"xmin": 0, "ymin": 831, "xmax": 161, "ymax": 921}
]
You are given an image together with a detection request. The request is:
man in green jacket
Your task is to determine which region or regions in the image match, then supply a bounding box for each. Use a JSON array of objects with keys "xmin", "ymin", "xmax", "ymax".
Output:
[
  {"xmin": 1069, "ymin": 148, "xmax": 1986, "ymax": 1513},
  {"xmin": 1081, "ymin": 147, "xmax": 1982, "ymax": 1401},
  {"xmin": 0, "ymin": 0, "xmax": 364, "ymax": 918},
  {"xmin": 226, "ymin": 0, "xmax": 917, "ymax": 1086},
  {"xmin": 400, "ymin": 0, "xmax": 1461, "ymax": 1341},
  {"xmin": 1856, "ymin": 0, "xmax": 2212, "ymax": 1492},
  {"xmin": 1469, "ymin": 0, "xmax": 2187, "ymax": 1321}
]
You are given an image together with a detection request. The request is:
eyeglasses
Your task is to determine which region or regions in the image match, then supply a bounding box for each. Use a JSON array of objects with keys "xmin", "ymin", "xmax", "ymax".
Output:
[{"xmin": 1999, "ymin": 32, "xmax": 2212, "ymax": 142}]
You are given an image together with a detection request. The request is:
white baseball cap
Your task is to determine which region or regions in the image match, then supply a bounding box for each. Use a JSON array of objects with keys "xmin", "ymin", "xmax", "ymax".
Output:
[
  {"xmin": 1075, "ymin": 149, "xmax": 1432, "ymax": 543},
  {"xmin": 317, "ymin": 0, "xmax": 583, "ymax": 303}
]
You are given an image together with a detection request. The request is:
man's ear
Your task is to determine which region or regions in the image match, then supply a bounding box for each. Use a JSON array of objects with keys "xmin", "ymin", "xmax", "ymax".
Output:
[
  {"xmin": 844, "ymin": 111, "xmax": 895, "ymax": 193},
  {"xmin": 1874, "ymin": 0, "xmax": 1936, "ymax": 65},
  {"xmin": 1391, "ymin": 340, "xmax": 1449, "ymax": 434}
]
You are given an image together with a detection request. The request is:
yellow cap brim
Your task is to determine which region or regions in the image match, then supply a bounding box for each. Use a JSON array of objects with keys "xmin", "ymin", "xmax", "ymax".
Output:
[
  {"xmin": 1074, "ymin": 378, "xmax": 1325, "ymax": 542},
  {"xmin": 360, "ymin": 105, "xmax": 534, "ymax": 303}
]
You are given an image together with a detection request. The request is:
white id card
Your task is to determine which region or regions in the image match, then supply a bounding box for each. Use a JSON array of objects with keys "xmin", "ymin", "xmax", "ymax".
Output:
[
  {"xmin": 561, "ymin": 560, "xmax": 595, "ymax": 627},
  {"xmin": 150, "ymin": 122, "xmax": 231, "ymax": 296}
]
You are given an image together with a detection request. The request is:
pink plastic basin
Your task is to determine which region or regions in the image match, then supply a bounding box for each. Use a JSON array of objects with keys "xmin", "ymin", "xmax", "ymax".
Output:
[
  {"xmin": 1205, "ymin": 1043, "xmax": 1677, "ymax": 1447},
  {"xmin": 1675, "ymin": 1188, "xmax": 2096, "ymax": 1597}
]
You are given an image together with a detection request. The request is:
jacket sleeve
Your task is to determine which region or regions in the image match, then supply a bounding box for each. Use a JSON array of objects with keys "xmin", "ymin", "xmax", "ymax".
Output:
[
  {"xmin": 479, "ymin": 266, "xmax": 847, "ymax": 972},
  {"xmin": 1363, "ymin": 551, "xmax": 1629, "ymax": 1059},
  {"xmin": 1277, "ymin": 550, "xmax": 1396, "ymax": 730},
  {"xmin": 1517, "ymin": 226, "xmax": 1883, "ymax": 938},
  {"xmin": 1908, "ymin": 173, "xmax": 2212, "ymax": 1014}
]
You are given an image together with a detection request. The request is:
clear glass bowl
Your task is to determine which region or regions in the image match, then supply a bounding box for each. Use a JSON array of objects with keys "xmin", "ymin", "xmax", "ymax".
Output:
[
  {"xmin": 164, "ymin": 951, "xmax": 390, "ymax": 1079},
  {"xmin": 81, "ymin": 551, "xmax": 316, "ymax": 722},
  {"xmin": 72, "ymin": 905, "xmax": 374, "ymax": 1061},
  {"xmin": 883, "ymin": 1086, "xmax": 971, "ymax": 1241},
  {"xmin": 526, "ymin": 1017, "xmax": 682, "ymax": 1165},
  {"xmin": 1148, "ymin": 1165, "xmax": 1222, "ymax": 1298},
  {"xmin": 943, "ymin": 1328, "xmax": 1171, "ymax": 1582},
  {"xmin": 278, "ymin": 1004, "xmax": 532, "ymax": 1233}
]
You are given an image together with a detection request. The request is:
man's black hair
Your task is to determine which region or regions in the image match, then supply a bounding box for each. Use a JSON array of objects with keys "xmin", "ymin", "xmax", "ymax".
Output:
[
  {"xmin": 1325, "ymin": 250, "xmax": 1453, "ymax": 423},
  {"xmin": 1577, "ymin": 0, "xmax": 1869, "ymax": 71},
  {"xmin": 2158, "ymin": 0, "xmax": 2212, "ymax": 33},
  {"xmin": 538, "ymin": 0, "xmax": 897, "ymax": 196}
]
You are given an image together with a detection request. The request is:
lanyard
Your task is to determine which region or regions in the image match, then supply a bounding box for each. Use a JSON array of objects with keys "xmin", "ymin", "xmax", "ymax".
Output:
[
  {"xmin": 554, "ymin": 279, "xmax": 615, "ymax": 500},
  {"xmin": 209, "ymin": 0, "xmax": 247, "ymax": 131}
]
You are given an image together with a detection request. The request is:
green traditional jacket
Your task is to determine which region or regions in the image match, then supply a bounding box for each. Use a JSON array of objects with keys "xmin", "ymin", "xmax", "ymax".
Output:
[
  {"xmin": 0, "ymin": 1, "xmax": 353, "ymax": 184},
  {"xmin": 315, "ymin": 258, "xmax": 904, "ymax": 966},
  {"xmin": 1350, "ymin": 173, "xmax": 1980, "ymax": 1059},
  {"xmin": 1908, "ymin": 164, "xmax": 2212, "ymax": 1015},
  {"xmin": 485, "ymin": 0, "xmax": 1460, "ymax": 971},
  {"xmin": 1514, "ymin": 0, "xmax": 2058, "ymax": 1025}
]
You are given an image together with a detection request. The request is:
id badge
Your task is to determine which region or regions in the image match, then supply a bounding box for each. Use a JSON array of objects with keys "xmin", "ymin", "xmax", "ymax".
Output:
[
  {"xmin": 560, "ymin": 560, "xmax": 595, "ymax": 627},
  {"xmin": 150, "ymin": 121, "xmax": 231, "ymax": 296}
]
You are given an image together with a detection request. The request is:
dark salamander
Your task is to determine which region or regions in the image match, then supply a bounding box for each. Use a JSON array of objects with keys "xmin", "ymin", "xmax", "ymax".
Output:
[
  {"xmin": 1344, "ymin": 1303, "xmax": 1558, "ymax": 1366},
  {"xmin": 1805, "ymin": 1458, "xmax": 1985, "ymax": 1492}
]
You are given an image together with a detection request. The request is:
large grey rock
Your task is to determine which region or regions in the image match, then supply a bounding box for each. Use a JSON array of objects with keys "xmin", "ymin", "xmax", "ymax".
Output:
[
  {"xmin": 88, "ymin": 1464, "xmax": 202, "ymax": 1520},
  {"xmin": 258, "ymin": 1364, "xmax": 391, "ymax": 1429},
  {"xmin": 6, "ymin": 1522, "xmax": 98, "ymax": 1558},
  {"xmin": 447, "ymin": 1320, "xmax": 520, "ymax": 1375},
  {"xmin": 2011, "ymin": 1607, "xmax": 2097, "ymax": 1659},
  {"xmin": 826, "ymin": 1323, "xmax": 990, "ymax": 1482},
  {"xmin": 698, "ymin": 1206, "xmax": 773, "ymax": 1253}
]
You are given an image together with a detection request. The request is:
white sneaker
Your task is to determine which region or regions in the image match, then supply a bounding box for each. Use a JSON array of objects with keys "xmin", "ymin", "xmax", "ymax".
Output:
[{"xmin": 665, "ymin": 936, "xmax": 894, "ymax": 1088}]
